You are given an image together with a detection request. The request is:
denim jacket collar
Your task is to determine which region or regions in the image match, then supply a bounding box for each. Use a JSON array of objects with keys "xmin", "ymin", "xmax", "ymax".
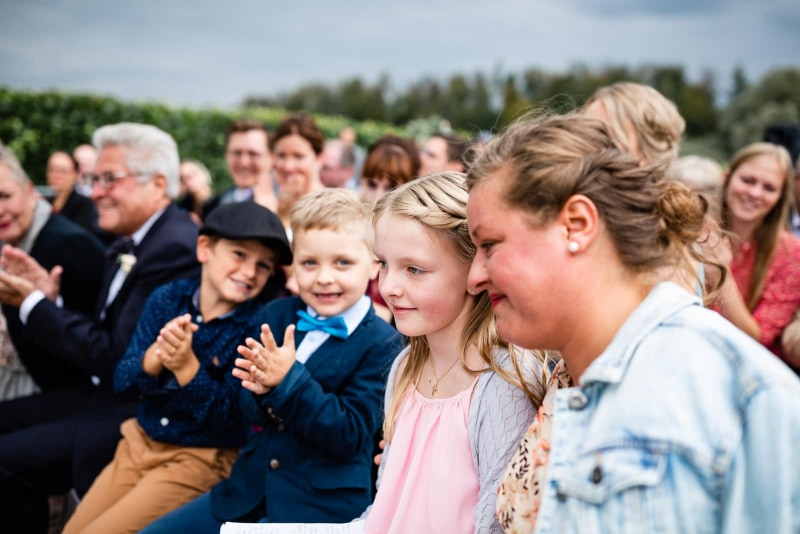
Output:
[{"xmin": 579, "ymin": 282, "xmax": 701, "ymax": 386}]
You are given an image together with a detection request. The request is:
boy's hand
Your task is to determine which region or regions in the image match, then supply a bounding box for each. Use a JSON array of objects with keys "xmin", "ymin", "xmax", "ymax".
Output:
[
  {"xmin": 233, "ymin": 324, "xmax": 296, "ymax": 394},
  {"xmin": 155, "ymin": 314, "xmax": 200, "ymax": 385},
  {"xmin": 142, "ymin": 343, "xmax": 164, "ymax": 376}
]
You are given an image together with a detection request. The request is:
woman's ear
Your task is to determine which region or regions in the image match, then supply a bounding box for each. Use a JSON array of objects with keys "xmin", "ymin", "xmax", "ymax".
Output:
[{"xmin": 558, "ymin": 194, "xmax": 599, "ymax": 254}]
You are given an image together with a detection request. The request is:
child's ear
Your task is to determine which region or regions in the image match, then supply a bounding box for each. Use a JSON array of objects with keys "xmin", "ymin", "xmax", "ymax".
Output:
[
  {"xmin": 369, "ymin": 255, "xmax": 380, "ymax": 280},
  {"xmin": 196, "ymin": 235, "xmax": 212, "ymax": 264}
]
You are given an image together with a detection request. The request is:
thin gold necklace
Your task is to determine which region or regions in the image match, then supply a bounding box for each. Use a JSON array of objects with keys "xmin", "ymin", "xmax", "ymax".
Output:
[{"xmin": 429, "ymin": 357, "xmax": 460, "ymax": 396}]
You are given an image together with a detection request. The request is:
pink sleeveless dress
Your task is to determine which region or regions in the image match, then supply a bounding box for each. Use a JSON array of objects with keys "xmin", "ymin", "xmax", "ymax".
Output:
[{"xmin": 365, "ymin": 377, "xmax": 480, "ymax": 533}]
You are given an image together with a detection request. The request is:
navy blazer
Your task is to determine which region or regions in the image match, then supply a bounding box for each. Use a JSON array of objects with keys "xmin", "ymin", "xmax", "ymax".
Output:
[
  {"xmin": 2, "ymin": 213, "xmax": 105, "ymax": 390},
  {"xmin": 25, "ymin": 204, "xmax": 200, "ymax": 388},
  {"xmin": 211, "ymin": 296, "xmax": 404, "ymax": 523}
]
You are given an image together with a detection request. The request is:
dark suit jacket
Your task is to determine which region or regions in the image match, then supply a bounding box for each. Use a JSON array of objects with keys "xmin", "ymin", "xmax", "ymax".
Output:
[
  {"xmin": 2, "ymin": 214, "xmax": 104, "ymax": 391},
  {"xmin": 0, "ymin": 204, "xmax": 201, "ymax": 496},
  {"xmin": 210, "ymin": 296, "xmax": 404, "ymax": 523},
  {"xmin": 25, "ymin": 204, "xmax": 200, "ymax": 389}
]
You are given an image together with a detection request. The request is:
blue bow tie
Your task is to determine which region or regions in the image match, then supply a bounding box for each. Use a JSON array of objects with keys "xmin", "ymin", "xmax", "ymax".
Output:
[{"xmin": 295, "ymin": 310, "xmax": 349, "ymax": 340}]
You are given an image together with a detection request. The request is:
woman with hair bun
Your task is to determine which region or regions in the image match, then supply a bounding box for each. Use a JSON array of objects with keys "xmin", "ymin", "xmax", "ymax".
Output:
[{"xmin": 466, "ymin": 113, "xmax": 800, "ymax": 533}]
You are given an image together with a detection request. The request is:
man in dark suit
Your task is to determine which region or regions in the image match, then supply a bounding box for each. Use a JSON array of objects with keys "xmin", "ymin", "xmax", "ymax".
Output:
[{"xmin": 0, "ymin": 123, "xmax": 200, "ymax": 532}]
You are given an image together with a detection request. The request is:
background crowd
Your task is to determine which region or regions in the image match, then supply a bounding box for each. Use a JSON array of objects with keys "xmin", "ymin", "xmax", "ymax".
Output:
[{"xmin": 0, "ymin": 80, "xmax": 799, "ymax": 533}]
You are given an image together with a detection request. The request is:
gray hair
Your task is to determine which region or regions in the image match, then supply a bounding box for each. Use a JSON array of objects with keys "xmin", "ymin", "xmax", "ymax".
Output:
[
  {"xmin": 0, "ymin": 145, "xmax": 31, "ymax": 186},
  {"xmin": 666, "ymin": 155, "xmax": 724, "ymax": 196},
  {"xmin": 93, "ymin": 123, "xmax": 180, "ymax": 198}
]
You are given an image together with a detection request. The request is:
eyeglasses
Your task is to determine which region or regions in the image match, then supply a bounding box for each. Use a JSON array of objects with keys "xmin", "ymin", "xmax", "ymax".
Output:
[{"xmin": 83, "ymin": 171, "xmax": 142, "ymax": 191}]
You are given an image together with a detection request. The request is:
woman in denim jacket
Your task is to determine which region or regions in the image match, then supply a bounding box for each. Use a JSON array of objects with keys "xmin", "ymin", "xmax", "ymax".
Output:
[{"xmin": 465, "ymin": 112, "xmax": 800, "ymax": 534}]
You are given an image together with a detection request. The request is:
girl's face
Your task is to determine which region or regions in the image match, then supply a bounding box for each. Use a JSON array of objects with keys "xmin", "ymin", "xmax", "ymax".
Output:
[
  {"xmin": 725, "ymin": 155, "xmax": 784, "ymax": 229},
  {"xmin": 360, "ymin": 175, "xmax": 395, "ymax": 204},
  {"xmin": 273, "ymin": 134, "xmax": 321, "ymax": 193},
  {"xmin": 467, "ymin": 171, "xmax": 571, "ymax": 351},
  {"xmin": 46, "ymin": 152, "xmax": 78, "ymax": 192},
  {"xmin": 374, "ymin": 212, "xmax": 473, "ymax": 342}
]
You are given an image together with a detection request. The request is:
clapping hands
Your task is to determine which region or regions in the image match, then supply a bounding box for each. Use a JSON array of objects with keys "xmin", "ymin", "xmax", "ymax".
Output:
[
  {"xmin": 0, "ymin": 244, "xmax": 62, "ymax": 306},
  {"xmin": 143, "ymin": 313, "xmax": 200, "ymax": 385},
  {"xmin": 233, "ymin": 324, "xmax": 296, "ymax": 395}
]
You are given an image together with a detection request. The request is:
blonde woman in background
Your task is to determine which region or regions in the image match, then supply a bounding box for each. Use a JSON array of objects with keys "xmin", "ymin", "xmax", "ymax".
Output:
[
  {"xmin": 583, "ymin": 81, "xmax": 685, "ymax": 165},
  {"xmin": 715, "ymin": 142, "xmax": 800, "ymax": 366}
]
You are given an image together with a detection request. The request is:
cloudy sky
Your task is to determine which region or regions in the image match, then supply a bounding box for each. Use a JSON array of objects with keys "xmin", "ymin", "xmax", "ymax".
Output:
[{"xmin": 1, "ymin": 0, "xmax": 798, "ymax": 109}]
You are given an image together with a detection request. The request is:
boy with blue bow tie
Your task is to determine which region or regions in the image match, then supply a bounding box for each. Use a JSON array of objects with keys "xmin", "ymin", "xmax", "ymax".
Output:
[{"xmin": 142, "ymin": 188, "xmax": 403, "ymax": 532}]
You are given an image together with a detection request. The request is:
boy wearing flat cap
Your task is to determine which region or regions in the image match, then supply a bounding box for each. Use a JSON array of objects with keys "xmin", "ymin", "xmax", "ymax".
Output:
[{"xmin": 64, "ymin": 202, "xmax": 292, "ymax": 534}]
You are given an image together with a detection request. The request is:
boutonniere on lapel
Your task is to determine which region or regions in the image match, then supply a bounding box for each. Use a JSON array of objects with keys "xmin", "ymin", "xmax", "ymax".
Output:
[{"xmin": 117, "ymin": 253, "xmax": 137, "ymax": 275}]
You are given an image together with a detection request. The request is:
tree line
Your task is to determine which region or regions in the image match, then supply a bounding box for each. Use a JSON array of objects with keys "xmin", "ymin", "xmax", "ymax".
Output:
[
  {"xmin": 1, "ymin": 64, "xmax": 798, "ymax": 187},
  {"xmin": 243, "ymin": 64, "xmax": 800, "ymax": 160}
]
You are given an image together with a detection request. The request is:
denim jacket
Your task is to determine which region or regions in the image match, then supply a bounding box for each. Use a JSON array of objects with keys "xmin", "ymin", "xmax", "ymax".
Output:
[{"xmin": 535, "ymin": 282, "xmax": 800, "ymax": 534}]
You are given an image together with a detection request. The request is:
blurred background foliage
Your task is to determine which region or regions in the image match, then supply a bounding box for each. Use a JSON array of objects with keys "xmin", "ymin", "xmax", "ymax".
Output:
[{"xmin": 1, "ymin": 64, "xmax": 798, "ymax": 191}]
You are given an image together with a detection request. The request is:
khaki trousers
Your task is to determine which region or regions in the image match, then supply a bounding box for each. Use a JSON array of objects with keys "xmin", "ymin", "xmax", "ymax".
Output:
[{"xmin": 63, "ymin": 417, "xmax": 238, "ymax": 534}]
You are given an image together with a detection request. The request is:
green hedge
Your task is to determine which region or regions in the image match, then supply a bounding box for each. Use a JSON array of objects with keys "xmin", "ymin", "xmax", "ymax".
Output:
[{"xmin": 0, "ymin": 87, "xmax": 405, "ymax": 191}]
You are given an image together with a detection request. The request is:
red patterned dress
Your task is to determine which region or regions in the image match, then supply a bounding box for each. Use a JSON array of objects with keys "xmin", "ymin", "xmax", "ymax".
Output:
[{"xmin": 730, "ymin": 231, "xmax": 800, "ymax": 359}]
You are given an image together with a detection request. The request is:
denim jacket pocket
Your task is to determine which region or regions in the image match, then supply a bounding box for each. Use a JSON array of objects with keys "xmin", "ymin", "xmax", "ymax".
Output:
[{"xmin": 554, "ymin": 445, "xmax": 667, "ymax": 505}]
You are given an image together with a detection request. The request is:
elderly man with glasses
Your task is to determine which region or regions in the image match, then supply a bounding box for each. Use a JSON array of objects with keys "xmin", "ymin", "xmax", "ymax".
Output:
[{"xmin": 0, "ymin": 122, "xmax": 200, "ymax": 533}]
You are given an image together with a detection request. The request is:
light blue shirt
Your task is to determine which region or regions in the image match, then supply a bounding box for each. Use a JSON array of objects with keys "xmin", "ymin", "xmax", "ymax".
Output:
[{"xmin": 536, "ymin": 282, "xmax": 800, "ymax": 534}]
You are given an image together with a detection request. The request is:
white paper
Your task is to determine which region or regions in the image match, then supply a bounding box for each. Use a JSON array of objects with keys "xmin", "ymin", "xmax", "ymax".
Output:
[{"xmin": 220, "ymin": 519, "xmax": 365, "ymax": 534}]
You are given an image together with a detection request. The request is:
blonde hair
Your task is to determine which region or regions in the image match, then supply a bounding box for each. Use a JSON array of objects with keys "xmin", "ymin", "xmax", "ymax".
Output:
[
  {"xmin": 585, "ymin": 82, "xmax": 685, "ymax": 165},
  {"xmin": 373, "ymin": 171, "xmax": 546, "ymax": 441},
  {"xmin": 290, "ymin": 188, "xmax": 374, "ymax": 247},
  {"xmin": 467, "ymin": 112, "xmax": 720, "ymax": 291},
  {"xmin": 721, "ymin": 142, "xmax": 795, "ymax": 310}
]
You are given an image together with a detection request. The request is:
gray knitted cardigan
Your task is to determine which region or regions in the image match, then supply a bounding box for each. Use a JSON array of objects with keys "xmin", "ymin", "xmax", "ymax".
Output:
[{"xmin": 370, "ymin": 346, "xmax": 540, "ymax": 534}]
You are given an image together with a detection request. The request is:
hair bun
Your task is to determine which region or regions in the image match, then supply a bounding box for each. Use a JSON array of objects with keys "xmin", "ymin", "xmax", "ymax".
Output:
[{"xmin": 656, "ymin": 182, "xmax": 706, "ymax": 242}]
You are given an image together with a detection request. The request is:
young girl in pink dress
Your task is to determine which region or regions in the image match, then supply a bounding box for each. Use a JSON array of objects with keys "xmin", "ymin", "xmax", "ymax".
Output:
[{"xmin": 365, "ymin": 172, "xmax": 546, "ymax": 533}]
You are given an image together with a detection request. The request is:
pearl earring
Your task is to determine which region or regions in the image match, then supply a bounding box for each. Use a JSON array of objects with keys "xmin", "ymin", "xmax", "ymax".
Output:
[{"xmin": 567, "ymin": 241, "xmax": 580, "ymax": 253}]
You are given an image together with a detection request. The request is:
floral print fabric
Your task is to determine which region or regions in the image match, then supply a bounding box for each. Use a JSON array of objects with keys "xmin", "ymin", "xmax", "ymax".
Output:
[{"xmin": 495, "ymin": 361, "xmax": 571, "ymax": 534}]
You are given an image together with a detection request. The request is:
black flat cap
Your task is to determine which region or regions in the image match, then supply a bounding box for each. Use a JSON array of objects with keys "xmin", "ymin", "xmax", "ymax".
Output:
[{"xmin": 200, "ymin": 202, "xmax": 292, "ymax": 265}]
